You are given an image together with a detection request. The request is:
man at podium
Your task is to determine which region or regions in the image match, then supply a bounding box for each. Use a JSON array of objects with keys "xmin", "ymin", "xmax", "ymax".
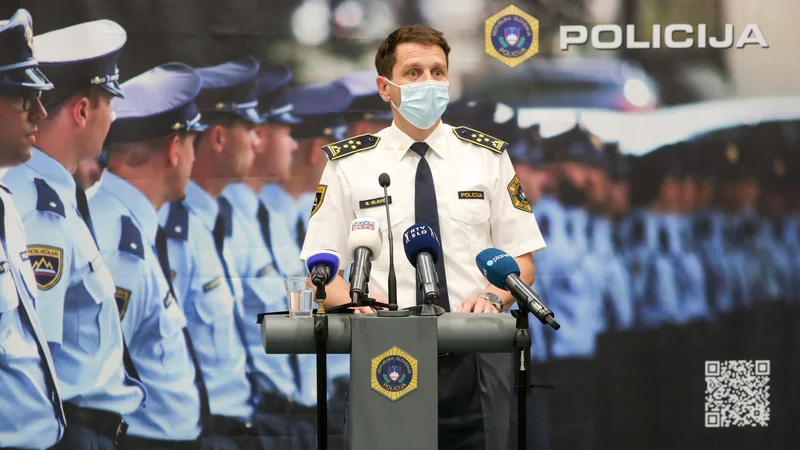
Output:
[{"xmin": 299, "ymin": 25, "xmax": 547, "ymax": 450}]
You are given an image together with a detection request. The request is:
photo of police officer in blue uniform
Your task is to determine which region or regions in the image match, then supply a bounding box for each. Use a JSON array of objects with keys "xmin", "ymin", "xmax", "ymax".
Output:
[
  {"xmin": 0, "ymin": 9, "xmax": 67, "ymax": 450},
  {"xmin": 89, "ymin": 62, "xmax": 206, "ymax": 449},
  {"xmin": 158, "ymin": 57, "xmax": 269, "ymax": 449},
  {"xmin": 3, "ymin": 18, "xmax": 146, "ymax": 450}
]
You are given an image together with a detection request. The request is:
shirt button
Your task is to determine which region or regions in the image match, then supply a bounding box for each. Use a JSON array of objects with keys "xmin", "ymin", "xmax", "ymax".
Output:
[
  {"xmin": 175, "ymin": 226, "xmax": 182, "ymax": 233},
  {"xmin": 49, "ymin": 202, "xmax": 57, "ymax": 208},
  {"xmin": 130, "ymin": 243, "xmax": 138, "ymax": 250}
]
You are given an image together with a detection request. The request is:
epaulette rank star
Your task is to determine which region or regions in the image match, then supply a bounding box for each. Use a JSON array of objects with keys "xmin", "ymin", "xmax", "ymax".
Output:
[
  {"xmin": 321, "ymin": 134, "xmax": 380, "ymax": 160},
  {"xmin": 453, "ymin": 126, "xmax": 508, "ymax": 153}
]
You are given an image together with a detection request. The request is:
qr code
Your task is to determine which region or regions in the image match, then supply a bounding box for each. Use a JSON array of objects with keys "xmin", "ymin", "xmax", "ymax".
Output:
[{"xmin": 705, "ymin": 360, "xmax": 770, "ymax": 427}]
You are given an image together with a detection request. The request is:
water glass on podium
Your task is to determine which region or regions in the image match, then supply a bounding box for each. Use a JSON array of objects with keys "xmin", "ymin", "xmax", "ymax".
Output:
[{"xmin": 285, "ymin": 277, "xmax": 313, "ymax": 318}]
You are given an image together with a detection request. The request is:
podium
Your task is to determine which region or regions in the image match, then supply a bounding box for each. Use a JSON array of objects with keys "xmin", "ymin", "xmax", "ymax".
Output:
[{"xmin": 260, "ymin": 312, "xmax": 518, "ymax": 450}]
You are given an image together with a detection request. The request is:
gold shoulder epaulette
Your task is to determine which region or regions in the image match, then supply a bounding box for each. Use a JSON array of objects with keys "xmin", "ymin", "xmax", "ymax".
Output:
[
  {"xmin": 452, "ymin": 126, "xmax": 508, "ymax": 153},
  {"xmin": 321, "ymin": 134, "xmax": 380, "ymax": 160}
]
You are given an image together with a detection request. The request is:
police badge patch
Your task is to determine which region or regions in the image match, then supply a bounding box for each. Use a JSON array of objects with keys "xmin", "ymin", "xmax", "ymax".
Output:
[
  {"xmin": 310, "ymin": 185, "xmax": 327, "ymax": 218},
  {"xmin": 115, "ymin": 287, "xmax": 131, "ymax": 320},
  {"xmin": 485, "ymin": 5, "xmax": 540, "ymax": 68},
  {"xmin": 371, "ymin": 346, "xmax": 418, "ymax": 401},
  {"xmin": 507, "ymin": 175, "xmax": 532, "ymax": 213},
  {"xmin": 28, "ymin": 245, "xmax": 63, "ymax": 291}
]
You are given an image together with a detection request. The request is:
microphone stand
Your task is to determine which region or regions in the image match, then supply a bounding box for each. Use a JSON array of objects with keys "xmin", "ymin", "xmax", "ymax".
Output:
[
  {"xmin": 511, "ymin": 302, "xmax": 532, "ymax": 450},
  {"xmin": 312, "ymin": 280, "xmax": 328, "ymax": 450}
]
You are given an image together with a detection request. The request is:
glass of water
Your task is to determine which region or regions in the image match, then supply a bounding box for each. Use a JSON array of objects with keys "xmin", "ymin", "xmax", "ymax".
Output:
[{"xmin": 284, "ymin": 277, "xmax": 313, "ymax": 318}]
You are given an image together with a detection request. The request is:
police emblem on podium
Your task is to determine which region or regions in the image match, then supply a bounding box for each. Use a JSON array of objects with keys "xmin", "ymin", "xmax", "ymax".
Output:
[
  {"xmin": 371, "ymin": 346, "xmax": 418, "ymax": 401},
  {"xmin": 485, "ymin": 5, "xmax": 539, "ymax": 67}
]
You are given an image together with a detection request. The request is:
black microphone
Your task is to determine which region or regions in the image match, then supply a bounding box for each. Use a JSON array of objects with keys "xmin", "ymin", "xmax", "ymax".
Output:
[
  {"xmin": 346, "ymin": 218, "xmax": 384, "ymax": 304},
  {"xmin": 378, "ymin": 173, "xmax": 398, "ymax": 310}
]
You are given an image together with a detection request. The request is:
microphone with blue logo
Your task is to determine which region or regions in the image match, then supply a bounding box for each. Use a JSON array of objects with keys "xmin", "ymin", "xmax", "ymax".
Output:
[
  {"xmin": 306, "ymin": 249, "xmax": 340, "ymax": 309},
  {"xmin": 402, "ymin": 223, "xmax": 446, "ymax": 316},
  {"xmin": 476, "ymin": 248, "xmax": 560, "ymax": 330}
]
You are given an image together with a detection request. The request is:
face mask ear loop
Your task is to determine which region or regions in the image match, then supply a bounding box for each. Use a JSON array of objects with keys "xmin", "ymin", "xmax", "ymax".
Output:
[{"xmin": 383, "ymin": 76, "xmax": 402, "ymax": 110}]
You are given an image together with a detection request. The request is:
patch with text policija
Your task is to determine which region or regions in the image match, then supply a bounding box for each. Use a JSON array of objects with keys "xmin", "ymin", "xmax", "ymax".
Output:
[
  {"xmin": 321, "ymin": 134, "xmax": 380, "ymax": 160},
  {"xmin": 507, "ymin": 175, "xmax": 532, "ymax": 213},
  {"xmin": 28, "ymin": 245, "xmax": 63, "ymax": 291},
  {"xmin": 452, "ymin": 126, "xmax": 509, "ymax": 153},
  {"xmin": 311, "ymin": 185, "xmax": 327, "ymax": 218}
]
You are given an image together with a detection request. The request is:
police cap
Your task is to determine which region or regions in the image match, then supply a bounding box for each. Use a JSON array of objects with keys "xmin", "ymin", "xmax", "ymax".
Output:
[
  {"xmin": 195, "ymin": 56, "xmax": 263, "ymax": 124},
  {"xmin": 0, "ymin": 9, "xmax": 53, "ymax": 94},
  {"xmin": 105, "ymin": 62, "xmax": 207, "ymax": 145},
  {"xmin": 278, "ymin": 81, "xmax": 351, "ymax": 141}
]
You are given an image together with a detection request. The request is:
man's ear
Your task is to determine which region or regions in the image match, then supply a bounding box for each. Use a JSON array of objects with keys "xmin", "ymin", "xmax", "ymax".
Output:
[
  {"xmin": 309, "ymin": 137, "xmax": 328, "ymax": 165},
  {"xmin": 72, "ymin": 96, "xmax": 91, "ymax": 127},
  {"xmin": 167, "ymin": 134, "xmax": 182, "ymax": 168},
  {"xmin": 209, "ymin": 124, "xmax": 226, "ymax": 153},
  {"xmin": 376, "ymin": 75, "xmax": 392, "ymax": 103}
]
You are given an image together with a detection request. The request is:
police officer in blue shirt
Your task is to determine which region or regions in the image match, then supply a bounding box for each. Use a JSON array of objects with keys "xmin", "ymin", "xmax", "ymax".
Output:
[
  {"xmin": 333, "ymin": 70, "xmax": 393, "ymax": 136},
  {"xmin": 159, "ymin": 57, "xmax": 266, "ymax": 448},
  {"xmin": 89, "ymin": 62, "xmax": 206, "ymax": 449},
  {"xmin": 0, "ymin": 9, "xmax": 67, "ymax": 449},
  {"xmin": 3, "ymin": 19, "xmax": 147, "ymax": 449},
  {"xmin": 221, "ymin": 65, "xmax": 308, "ymax": 449}
]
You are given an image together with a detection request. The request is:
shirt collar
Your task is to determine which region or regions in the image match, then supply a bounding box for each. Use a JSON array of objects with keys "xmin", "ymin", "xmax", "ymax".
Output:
[
  {"xmin": 259, "ymin": 183, "xmax": 294, "ymax": 212},
  {"xmin": 183, "ymin": 180, "xmax": 218, "ymax": 231},
  {"xmin": 222, "ymin": 183, "xmax": 259, "ymax": 216},
  {"xmin": 27, "ymin": 148, "xmax": 77, "ymax": 202},
  {"xmin": 387, "ymin": 121, "xmax": 451, "ymax": 161},
  {"xmin": 98, "ymin": 169, "xmax": 159, "ymax": 244}
]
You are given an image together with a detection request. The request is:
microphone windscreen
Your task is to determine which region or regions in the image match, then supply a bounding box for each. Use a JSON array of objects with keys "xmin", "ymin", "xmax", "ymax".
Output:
[
  {"xmin": 402, "ymin": 223, "xmax": 440, "ymax": 266},
  {"xmin": 378, "ymin": 173, "xmax": 391, "ymax": 187},
  {"xmin": 475, "ymin": 248, "xmax": 520, "ymax": 289},
  {"xmin": 306, "ymin": 249, "xmax": 341, "ymax": 284},
  {"xmin": 346, "ymin": 218, "xmax": 384, "ymax": 260}
]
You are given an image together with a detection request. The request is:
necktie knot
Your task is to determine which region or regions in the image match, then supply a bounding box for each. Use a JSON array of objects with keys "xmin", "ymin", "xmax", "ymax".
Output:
[{"xmin": 411, "ymin": 142, "xmax": 429, "ymax": 157}]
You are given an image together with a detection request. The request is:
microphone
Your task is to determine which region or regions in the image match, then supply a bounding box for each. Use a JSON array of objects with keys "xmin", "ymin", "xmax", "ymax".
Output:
[
  {"xmin": 475, "ymin": 248, "xmax": 560, "ymax": 330},
  {"xmin": 307, "ymin": 249, "xmax": 341, "ymax": 287},
  {"xmin": 378, "ymin": 173, "xmax": 398, "ymax": 311},
  {"xmin": 402, "ymin": 223, "xmax": 441, "ymax": 304},
  {"xmin": 346, "ymin": 218, "xmax": 383, "ymax": 304}
]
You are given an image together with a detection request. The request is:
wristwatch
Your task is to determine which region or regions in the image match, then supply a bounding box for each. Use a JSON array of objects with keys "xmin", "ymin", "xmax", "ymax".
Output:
[{"xmin": 478, "ymin": 292, "xmax": 503, "ymax": 312}]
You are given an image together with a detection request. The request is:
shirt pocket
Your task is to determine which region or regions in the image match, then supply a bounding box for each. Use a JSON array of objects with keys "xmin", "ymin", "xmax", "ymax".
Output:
[
  {"xmin": 447, "ymin": 200, "xmax": 491, "ymax": 261},
  {"xmin": 71, "ymin": 252, "xmax": 116, "ymax": 354},
  {"xmin": 191, "ymin": 275, "xmax": 235, "ymax": 358}
]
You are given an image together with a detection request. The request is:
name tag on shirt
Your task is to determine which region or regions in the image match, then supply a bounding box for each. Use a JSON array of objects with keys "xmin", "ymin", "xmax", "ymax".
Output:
[
  {"xmin": 359, "ymin": 196, "xmax": 392, "ymax": 209},
  {"xmin": 203, "ymin": 277, "xmax": 222, "ymax": 293},
  {"xmin": 458, "ymin": 191, "xmax": 485, "ymax": 200}
]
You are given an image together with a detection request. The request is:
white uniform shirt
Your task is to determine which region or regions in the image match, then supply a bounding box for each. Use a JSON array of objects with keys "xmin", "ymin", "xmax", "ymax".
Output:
[{"xmin": 299, "ymin": 121, "xmax": 546, "ymax": 311}]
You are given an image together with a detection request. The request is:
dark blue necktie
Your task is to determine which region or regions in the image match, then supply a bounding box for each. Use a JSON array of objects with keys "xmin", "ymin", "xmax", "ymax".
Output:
[{"xmin": 411, "ymin": 142, "xmax": 450, "ymax": 311}]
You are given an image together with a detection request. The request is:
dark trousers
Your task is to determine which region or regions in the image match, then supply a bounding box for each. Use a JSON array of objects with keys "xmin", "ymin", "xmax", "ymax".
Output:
[
  {"xmin": 118, "ymin": 437, "xmax": 198, "ymax": 450},
  {"xmin": 49, "ymin": 422, "xmax": 115, "ymax": 450},
  {"xmin": 255, "ymin": 392, "xmax": 316, "ymax": 450}
]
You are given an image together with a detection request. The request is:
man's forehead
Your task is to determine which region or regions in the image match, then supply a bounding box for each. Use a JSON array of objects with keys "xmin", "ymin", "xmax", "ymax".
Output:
[{"xmin": 395, "ymin": 43, "xmax": 446, "ymax": 65}]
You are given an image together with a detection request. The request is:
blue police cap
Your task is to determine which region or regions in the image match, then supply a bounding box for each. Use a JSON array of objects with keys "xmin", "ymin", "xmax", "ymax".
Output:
[
  {"xmin": 544, "ymin": 125, "xmax": 604, "ymax": 166},
  {"xmin": 443, "ymin": 98, "xmax": 518, "ymax": 143},
  {"xmin": 508, "ymin": 124, "xmax": 547, "ymax": 167},
  {"xmin": 278, "ymin": 82, "xmax": 351, "ymax": 141},
  {"xmin": 195, "ymin": 56, "xmax": 263, "ymax": 124},
  {"xmin": 0, "ymin": 9, "xmax": 53, "ymax": 93},
  {"xmin": 333, "ymin": 70, "xmax": 392, "ymax": 122},
  {"xmin": 254, "ymin": 65, "xmax": 300, "ymax": 124},
  {"xmin": 34, "ymin": 20, "xmax": 126, "ymax": 98},
  {"xmin": 105, "ymin": 62, "xmax": 207, "ymax": 145}
]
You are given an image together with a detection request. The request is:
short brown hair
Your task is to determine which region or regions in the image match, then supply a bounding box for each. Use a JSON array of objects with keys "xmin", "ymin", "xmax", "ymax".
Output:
[{"xmin": 374, "ymin": 25, "xmax": 451, "ymax": 79}]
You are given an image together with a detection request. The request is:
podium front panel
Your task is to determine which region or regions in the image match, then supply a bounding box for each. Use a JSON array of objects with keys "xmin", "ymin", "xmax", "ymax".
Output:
[{"xmin": 350, "ymin": 315, "xmax": 439, "ymax": 450}]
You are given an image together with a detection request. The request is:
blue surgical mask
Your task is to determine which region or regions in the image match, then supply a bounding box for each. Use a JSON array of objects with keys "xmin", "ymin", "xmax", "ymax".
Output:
[{"xmin": 384, "ymin": 77, "xmax": 450, "ymax": 130}]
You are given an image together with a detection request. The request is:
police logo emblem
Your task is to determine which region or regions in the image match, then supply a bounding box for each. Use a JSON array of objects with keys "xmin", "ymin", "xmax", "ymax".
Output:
[
  {"xmin": 310, "ymin": 185, "xmax": 327, "ymax": 218},
  {"xmin": 371, "ymin": 346, "xmax": 418, "ymax": 401},
  {"xmin": 507, "ymin": 175, "xmax": 532, "ymax": 213},
  {"xmin": 485, "ymin": 5, "xmax": 539, "ymax": 68},
  {"xmin": 115, "ymin": 287, "xmax": 131, "ymax": 320},
  {"xmin": 28, "ymin": 245, "xmax": 63, "ymax": 291}
]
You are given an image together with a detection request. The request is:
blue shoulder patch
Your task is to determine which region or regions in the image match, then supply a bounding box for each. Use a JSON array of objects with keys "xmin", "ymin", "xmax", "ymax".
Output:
[
  {"xmin": 34, "ymin": 178, "xmax": 66, "ymax": 218},
  {"xmin": 118, "ymin": 215, "xmax": 145, "ymax": 259},
  {"xmin": 164, "ymin": 201, "xmax": 189, "ymax": 241}
]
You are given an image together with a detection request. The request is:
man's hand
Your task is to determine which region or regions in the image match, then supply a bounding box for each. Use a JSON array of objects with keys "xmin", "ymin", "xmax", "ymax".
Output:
[
  {"xmin": 352, "ymin": 292, "xmax": 388, "ymax": 314},
  {"xmin": 457, "ymin": 296, "xmax": 500, "ymax": 313}
]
